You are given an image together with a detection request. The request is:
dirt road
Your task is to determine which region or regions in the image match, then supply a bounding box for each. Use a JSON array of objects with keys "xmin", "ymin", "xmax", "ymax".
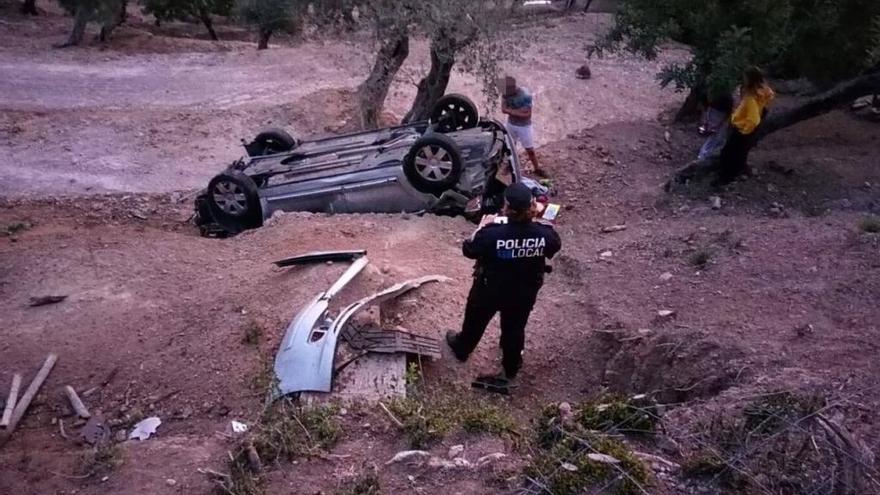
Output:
[{"xmin": 0, "ymin": 11, "xmax": 686, "ymax": 196}]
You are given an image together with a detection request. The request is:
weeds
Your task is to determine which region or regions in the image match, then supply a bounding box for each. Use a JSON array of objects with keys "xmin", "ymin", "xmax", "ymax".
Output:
[
  {"xmin": 241, "ymin": 320, "xmax": 264, "ymax": 346},
  {"xmin": 859, "ymin": 215, "xmax": 880, "ymax": 233},
  {"xmin": 248, "ymin": 352, "xmax": 275, "ymax": 396},
  {"xmin": 526, "ymin": 401, "xmax": 650, "ymax": 495},
  {"xmin": 78, "ymin": 442, "xmax": 123, "ymax": 477},
  {"xmin": 387, "ymin": 391, "xmax": 518, "ymax": 448},
  {"xmin": 213, "ymin": 399, "xmax": 342, "ymax": 495},
  {"xmin": 575, "ymin": 395, "xmax": 659, "ymax": 436},
  {"xmin": 1, "ymin": 221, "xmax": 32, "ymax": 236},
  {"xmin": 688, "ymin": 247, "xmax": 712, "ymax": 268},
  {"xmin": 335, "ymin": 467, "xmax": 381, "ymax": 495}
]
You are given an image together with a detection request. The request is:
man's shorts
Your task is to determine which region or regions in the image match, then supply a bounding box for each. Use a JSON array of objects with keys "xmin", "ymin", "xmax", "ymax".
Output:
[{"xmin": 506, "ymin": 122, "xmax": 536, "ymax": 149}]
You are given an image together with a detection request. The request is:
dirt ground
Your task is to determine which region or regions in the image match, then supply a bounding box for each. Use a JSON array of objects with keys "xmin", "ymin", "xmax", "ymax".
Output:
[{"xmin": 2, "ymin": 3, "xmax": 880, "ymax": 495}]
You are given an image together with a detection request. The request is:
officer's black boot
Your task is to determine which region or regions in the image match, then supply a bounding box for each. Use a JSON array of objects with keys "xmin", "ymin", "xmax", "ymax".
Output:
[{"xmin": 445, "ymin": 331, "xmax": 468, "ymax": 362}]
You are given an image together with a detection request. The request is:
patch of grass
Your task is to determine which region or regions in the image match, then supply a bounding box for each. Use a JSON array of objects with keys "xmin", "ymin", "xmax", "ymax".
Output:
[
  {"xmin": 248, "ymin": 352, "xmax": 275, "ymax": 396},
  {"xmin": 1, "ymin": 221, "xmax": 32, "ymax": 236},
  {"xmin": 335, "ymin": 467, "xmax": 381, "ymax": 495},
  {"xmin": 387, "ymin": 391, "xmax": 518, "ymax": 449},
  {"xmin": 78, "ymin": 442, "xmax": 123, "ymax": 477},
  {"xmin": 859, "ymin": 215, "xmax": 880, "ymax": 233},
  {"xmin": 214, "ymin": 400, "xmax": 342, "ymax": 495},
  {"xmin": 575, "ymin": 395, "xmax": 658, "ymax": 436},
  {"xmin": 241, "ymin": 320, "xmax": 264, "ymax": 346},
  {"xmin": 525, "ymin": 433, "xmax": 650, "ymax": 495},
  {"xmin": 251, "ymin": 399, "xmax": 341, "ymax": 462},
  {"xmin": 742, "ymin": 392, "xmax": 823, "ymax": 436},
  {"xmin": 680, "ymin": 450, "xmax": 727, "ymax": 478},
  {"xmin": 688, "ymin": 247, "xmax": 712, "ymax": 268}
]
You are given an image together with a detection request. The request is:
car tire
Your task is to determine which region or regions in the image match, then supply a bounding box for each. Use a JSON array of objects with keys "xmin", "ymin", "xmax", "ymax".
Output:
[
  {"xmin": 206, "ymin": 171, "xmax": 263, "ymax": 231},
  {"xmin": 250, "ymin": 128, "xmax": 298, "ymax": 156},
  {"xmin": 403, "ymin": 134, "xmax": 464, "ymax": 195},
  {"xmin": 430, "ymin": 94, "xmax": 479, "ymax": 133}
]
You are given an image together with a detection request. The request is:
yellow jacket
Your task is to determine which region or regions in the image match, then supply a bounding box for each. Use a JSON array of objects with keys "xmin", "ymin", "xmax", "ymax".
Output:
[{"xmin": 731, "ymin": 85, "xmax": 775, "ymax": 135}]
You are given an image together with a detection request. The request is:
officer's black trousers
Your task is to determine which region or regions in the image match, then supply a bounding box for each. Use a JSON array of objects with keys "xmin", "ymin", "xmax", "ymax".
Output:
[{"xmin": 454, "ymin": 277, "xmax": 539, "ymax": 378}]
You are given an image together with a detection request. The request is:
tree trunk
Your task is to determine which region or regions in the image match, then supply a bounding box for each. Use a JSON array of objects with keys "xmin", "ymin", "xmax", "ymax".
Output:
[
  {"xmin": 674, "ymin": 86, "xmax": 705, "ymax": 122},
  {"xmin": 403, "ymin": 33, "xmax": 455, "ymax": 123},
  {"xmin": 756, "ymin": 69, "xmax": 880, "ymax": 142},
  {"xmin": 257, "ymin": 28, "xmax": 271, "ymax": 50},
  {"xmin": 118, "ymin": 0, "xmax": 127, "ymax": 25},
  {"xmin": 20, "ymin": 0, "xmax": 38, "ymax": 15},
  {"xmin": 198, "ymin": 7, "xmax": 218, "ymax": 41},
  {"xmin": 357, "ymin": 29, "xmax": 409, "ymax": 129},
  {"xmin": 61, "ymin": 6, "xmax": 89, "ymax": 47},
  {"xmin": 584, "ymin": 0, "xmax": 595, "ymax": 12}
]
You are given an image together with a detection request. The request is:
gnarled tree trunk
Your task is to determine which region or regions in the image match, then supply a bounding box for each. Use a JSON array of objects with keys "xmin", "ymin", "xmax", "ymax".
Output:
[
  {"xmin": 257, "ymin": 28, "xmax": 271, "ymax": 49},
  {"xmin": 403, "ymin": 31, "xmax": 455, "ymax": 123},
  {"xmin": 357, "ymin": 28, "xmax": 409, "ymax": 129},
  {"xmin": 756, "ymin": 69, "xmax": 880, "ymax": 142},
  {"xmin": 198, "ymin": 6, "xmax": 218, "ymax": 41},
  {"xmin": 20, "ymin": 0, "xmax": 38, "ymax": 15},
  {"xmin": 674, "ymin": 85, "xmax": 706, "ymax": 122}
]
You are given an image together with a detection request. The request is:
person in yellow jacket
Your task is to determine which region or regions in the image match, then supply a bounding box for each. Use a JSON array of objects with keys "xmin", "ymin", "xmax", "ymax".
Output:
[{"xmin": 713, "ymin": 66, "xmax": 775, "ymax": 186}]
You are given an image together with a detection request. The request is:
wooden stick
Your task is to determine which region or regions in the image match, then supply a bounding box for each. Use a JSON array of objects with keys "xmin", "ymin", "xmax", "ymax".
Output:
[
  {"xmin": 378, "ymin": 401, "xmax": 404, "ymax": 428},
  {"xmin": 63, "ymin": 385, "xmax": 91, "ymax": 419},
  {"xmin": 0, "ymin": 354, "xmax": 58, "ymax": 445},
  {"xmin": 1, "ymin": 374, "xmax": 22, "ymax": 428}
]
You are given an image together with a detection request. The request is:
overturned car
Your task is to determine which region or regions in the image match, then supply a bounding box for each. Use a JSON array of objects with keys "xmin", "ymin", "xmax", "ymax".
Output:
[{"xmin": 194, "ymin": 94, "xmax": 540, "ymax": 236}]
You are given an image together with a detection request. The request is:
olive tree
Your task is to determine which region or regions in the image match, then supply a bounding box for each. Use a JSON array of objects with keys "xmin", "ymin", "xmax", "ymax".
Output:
[
  {"xmin": 141, "ymin": 0, "xmax": 233, "ymax": 40},
  {"xmin": 56, "ymin": 0, "xmax": 124, "ymax": 46},
  {"xmin": 592, "ymin": 0, "xmax": 880, "ymax": 128},
  {"xmin": 235, "ymin": 0, "xmax": 300, "ymax": 49}
]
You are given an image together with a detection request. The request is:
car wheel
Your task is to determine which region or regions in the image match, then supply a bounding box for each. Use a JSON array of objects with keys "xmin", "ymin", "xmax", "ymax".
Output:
[
  {"xmin": 206, "ymin": 171, "xmax": 263, "ymax": 231},
  {"xmin": 250, "ymin": 128, "xmax": 298, "ymax": 156},
  {"xmin": 430, "ymin": 94, "xmax": 479, "ymax": 133},
  {"xmin": 403, "ymin": 134, "xmax": 464, "ymax": 194}
]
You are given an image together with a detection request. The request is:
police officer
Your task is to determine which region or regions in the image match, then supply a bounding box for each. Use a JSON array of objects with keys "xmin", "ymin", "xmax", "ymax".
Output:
[{"xmin": 446, "ymin": 182, "xmax": 562, "ymax": 390}]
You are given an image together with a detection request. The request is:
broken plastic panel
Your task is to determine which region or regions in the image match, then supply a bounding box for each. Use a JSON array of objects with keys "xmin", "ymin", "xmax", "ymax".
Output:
[{"xmin": 273, "ymin": 250, "xmax": 367, "ymax": 267}]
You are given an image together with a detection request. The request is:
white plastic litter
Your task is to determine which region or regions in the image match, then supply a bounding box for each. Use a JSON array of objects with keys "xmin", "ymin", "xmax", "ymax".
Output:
[
  {"xmin": 129, "ymin": 417, "xmax": 161, "ymax": 441},
  {"xmin": 231, "ymin": 421, "xmax": 248, "ymax": 434}
]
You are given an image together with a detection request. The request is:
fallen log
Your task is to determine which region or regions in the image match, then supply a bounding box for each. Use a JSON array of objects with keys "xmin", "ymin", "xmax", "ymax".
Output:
[
  {"xmin": 1, "ymin": 374, "xmax": 22, "ymax": 427},
  {"xmin": 0, "ymin": 354, "xmax": 58, "ymax": 446},
  {"xmin": 63, "ymin": 385, "xmax": 91, "ymax": 419}
]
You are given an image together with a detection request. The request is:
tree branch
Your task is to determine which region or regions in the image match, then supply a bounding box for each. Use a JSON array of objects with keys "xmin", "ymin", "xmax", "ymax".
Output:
[{"xmin": 756, "ymin": 69, "xmax": 880, "ymax": 142}]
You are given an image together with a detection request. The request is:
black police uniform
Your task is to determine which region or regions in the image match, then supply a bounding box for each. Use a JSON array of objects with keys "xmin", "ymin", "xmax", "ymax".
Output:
[{"xmin": 449, "ymin": 217, "xmax": 562, "ymax": 379}]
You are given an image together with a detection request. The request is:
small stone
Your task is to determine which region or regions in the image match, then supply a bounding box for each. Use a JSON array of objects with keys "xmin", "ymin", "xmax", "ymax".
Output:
[
  {"xmin": 558, "ymin": 402, "xmax": 573, "ymax": 422},
  {"xmin": 766, "ymin": 183, "xmax": 778, "ymax": 193},
  {"xmin": 587, "ymin": 453, "xmax": 621, "ymax": 464},
  {"xmin": 659, "ymin": 272, "xmax": 673, "ymax": 282},
  {"xmin": 664, "ymin": 131, "xmax": 671, "ymax": 143},
  {"xmin": 710, "ymin": 196, "xmax": 722, "ymax": 210},
  {"xmin": 166, "ymin": 479, "xmax": 177, "ymax": 486},
  {"xmin": 561, "ymin": 462, "xmax": 578, "ymax": 472},
  {"xmin": 657, "ymin": 309, "xmax": 676, "ymax": 318},
  {"xmin": 447, "ymin": 445, "xmax": 464, "ymax": 459},
  {"xmin": 115, "ymin": 430, "xmax": 127, "ymax": 443},
  {"xmin": 599, "ymin": 250, "xmax": 613, "ymax": 259},
  {"xmin": 575, "ymin": 64, "xmax": 591, "ymax": 79}
]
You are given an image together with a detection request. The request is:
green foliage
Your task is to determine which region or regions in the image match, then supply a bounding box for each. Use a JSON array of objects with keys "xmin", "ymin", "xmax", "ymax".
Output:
[
  {"xmin": 594, "ymin": 0, "xmax": 880, "ymax": 97},
  {"xmin": 142, "ymin": 0, "xmax": 232, "ymax": 22},
  {"xmin": 78, "ymin": 442, "xmax": 124, "ymax": 476},
  {"xmin": 688, "ymin": 247, "xmax": 712, "ymax": 268},
  {"xmin": 241, "ymin": 319, "xmax": 263, "ymax": 346},
  {"xmin": 1, "ymin": 221, "xmax": 32, "ymax": 236},
  {"xmin": 527, "ymin": 403, "xmax": 651, "ymax": 495},
  {"xmin": 741, "ymin": 392, "xmax": 823, "ymax": 435},
  {"xmin": 57, "ymin": 0, "xmax": 122, "ymax": 24},
  {"xmin": 869, "ymin": 16, "xmax": 880, "ymax": 68},
  {"xmin": 575, "ymin": 396, "xmax": 659, "ymax": 435},
  {"xmin": 387, "ymin": 391, "xmax": 518, "ymax": 448},
  {"xmin": 235, "ymin": 0, "xmax": 300, "ymax": 34}
]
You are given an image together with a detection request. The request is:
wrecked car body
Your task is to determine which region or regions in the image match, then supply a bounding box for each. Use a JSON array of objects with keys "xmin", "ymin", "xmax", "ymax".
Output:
[{"xmin": 194, "ymin": 94, "xmax": 526, "ymax": 236}]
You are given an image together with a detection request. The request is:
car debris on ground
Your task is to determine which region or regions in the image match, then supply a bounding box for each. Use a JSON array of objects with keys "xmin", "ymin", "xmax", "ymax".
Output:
[
  {"xmin": 273, "ymin": 251, "xmax": 448, "ymax": 397},
  {"xmin": 129, "ymin": 416, "xmax": 162, "ymax": 441},
  {"xmin": 273, "ymin": 249, "xmax": 366, "ymax": 267}
]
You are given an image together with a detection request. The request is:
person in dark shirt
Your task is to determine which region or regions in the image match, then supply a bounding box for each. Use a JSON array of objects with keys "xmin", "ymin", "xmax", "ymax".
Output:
[
  {"xmin": 446, "ymin": 182, "xmax": 562, "ymax": 390},
  {"xmin": 501, "ymin": 75, "xmax": 548, "ymax": 178}
]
